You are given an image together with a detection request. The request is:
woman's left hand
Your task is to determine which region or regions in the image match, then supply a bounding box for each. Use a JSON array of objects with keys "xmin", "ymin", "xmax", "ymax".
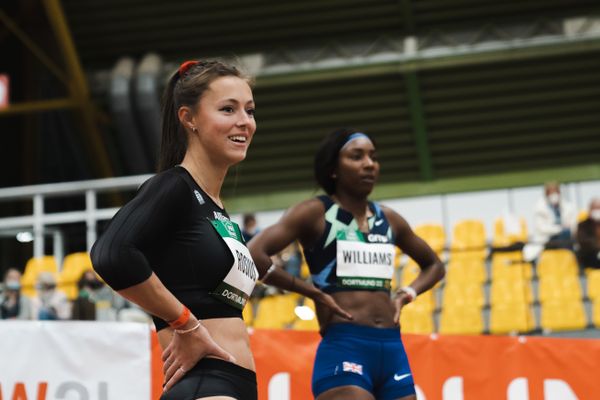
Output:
[{"xmin": 161, "ymin": 321, "xmax": 236, "ymax": 392}]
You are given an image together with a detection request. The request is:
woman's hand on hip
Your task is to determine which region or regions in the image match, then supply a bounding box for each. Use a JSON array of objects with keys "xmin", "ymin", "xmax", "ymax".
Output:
[
  {"xmin": 392, "ymin": 291, "xmax": 412, "ymax": 325},
  {"xmin": 161, "ymin": 321, "xmax": 236, "ymax": 392}
]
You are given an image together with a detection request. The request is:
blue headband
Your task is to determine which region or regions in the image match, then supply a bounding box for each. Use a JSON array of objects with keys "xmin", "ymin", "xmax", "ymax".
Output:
[{"xmin": 340, "ymin": 133, "xmax": 371, "ymax": 151}]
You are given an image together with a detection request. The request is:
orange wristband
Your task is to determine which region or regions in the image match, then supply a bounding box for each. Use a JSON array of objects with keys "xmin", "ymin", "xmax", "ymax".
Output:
[{"xmin": 168, "ymin": 305, "xmax": 191, "ymax": 329}]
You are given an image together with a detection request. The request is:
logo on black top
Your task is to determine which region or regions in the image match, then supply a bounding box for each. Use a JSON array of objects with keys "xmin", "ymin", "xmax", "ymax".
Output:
[
  {"xmin": 213, "ymin": 211, "xmax": 229, "ymax": 221},
  {"xmin": 194, "ymin": 190, "xmax": 205, "ymax": 205}
]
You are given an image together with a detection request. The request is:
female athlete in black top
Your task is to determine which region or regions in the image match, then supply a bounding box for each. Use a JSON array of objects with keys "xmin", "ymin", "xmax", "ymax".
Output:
[{"xmin": 91, "ymin": 61, "xmax": 348, "ymax": 400}]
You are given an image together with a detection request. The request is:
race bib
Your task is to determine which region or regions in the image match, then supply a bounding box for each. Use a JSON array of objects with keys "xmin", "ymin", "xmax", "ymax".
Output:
[
  {"xmin": 209, "ymin": 219, "xmax": 258, "ymax": 310},
  {"xmin": 336, "ymin": 230, "xmax": 395, "ymax": 289}
]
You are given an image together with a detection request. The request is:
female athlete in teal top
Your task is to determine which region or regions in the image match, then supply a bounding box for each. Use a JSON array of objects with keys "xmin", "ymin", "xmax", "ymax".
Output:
[{"xmin": 249, "ymin": 128, "xmax": 445, "ymax": 400}]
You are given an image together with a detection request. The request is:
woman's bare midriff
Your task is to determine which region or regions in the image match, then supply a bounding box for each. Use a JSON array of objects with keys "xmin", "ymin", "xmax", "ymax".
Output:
[
  {"xmin": 157, "ymin": 317, "xmax": 255, "ymax": 371},
  {"xmin": 317, "ymin": 290, "xmax": 397, "ymax": 329}
]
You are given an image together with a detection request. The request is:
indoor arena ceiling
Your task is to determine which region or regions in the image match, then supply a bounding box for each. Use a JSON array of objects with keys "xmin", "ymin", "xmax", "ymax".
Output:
[
  {"xmin": 61, "ymin": 0, "xmax": 600, "ymax": 68},
  {"xmin": 2, "ymin": 0, "xmax": 600, "ymax": 208}
]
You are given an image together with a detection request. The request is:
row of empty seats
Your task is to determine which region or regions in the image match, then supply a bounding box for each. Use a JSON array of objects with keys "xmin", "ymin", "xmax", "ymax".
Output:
[
  {"xmin": 400, "ymin": 248, "xmax": 600, "ymax": 335},
  {"xmin": 12, "ymin": 243, "xmax": 600, "ymax": 335},
  {"xmin": 413, "ymin": 217, "xmax": 528, "ymax": 255},
  {"xmin": 244, "ymin": 294, "xmax": 320, "ymax": 331},
  {"xmin": 20, "ymin": 253, "xmax": 94, "ymax": 299}
]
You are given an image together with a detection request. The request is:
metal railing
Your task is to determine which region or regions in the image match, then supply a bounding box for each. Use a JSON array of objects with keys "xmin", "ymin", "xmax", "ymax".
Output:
[{"xmin": 0, "ymin": 174, "xmax": 152, "ymax": 260}]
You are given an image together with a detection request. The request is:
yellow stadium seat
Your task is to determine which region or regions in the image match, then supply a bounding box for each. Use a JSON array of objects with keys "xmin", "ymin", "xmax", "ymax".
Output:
[
  {"xmin": 538, "ymin": 275, "xmax": 582, "ymax": 303},
  {"xmin": 401, "ymin": 259, "xmax": 420, "ymax": 287},
  {"xmin": 449, "ymin": 249, "xmax": 487, "ymax": 262},
  {"xmin": 400, "ymin": 302, "xmax": 433, "ymax": 334},
  {"xmin": 297, "ymin": 244, "xmax": 310, "ymax": 280},
  {"xmin": 489, "ymin": 302, "xmax": 535, "ymax": 334},
  {"xmin": 442, "ymin": 282, "xmax": 485, "ymax": 308},
  {"xmin": 243, "ymin": 300, "xmax": 254, "ymax": 327},
  {"xmin": 492, "ymin": 217, "xmax": 528, "ymax": 248},
  {"xmin": 492, "ymin": 262, "xmax": 533, "ymax": 281},
  {"xmin": 253, "ymin": 294, "xmax": 298, "ymax": 329},
  {"xmin": 491, "ymin": 252, "xmax": 532, "ymax": 281},
  {"xmin": 391, "ymin": 270, "xmax": 398, "ymax": 291},
  {"xmin": 414, "ymin": 223, "xmax": 446, "ymax": 253},
  {"xmin": 299, "ymin": 261, "xmax": 310, "ymax": 280},
  {"xmin": 540, "ymin": 299, "xmax": 587, "ymax": 332},
  {"xmin": 439, "ymin": 305, "xmax": 483, "ymax": 335},
  {"xmin": 445, "ymin": 258, "xmax": 486, "ymax": 284},
  {"xmin": 491, "ymin": 251, "xmax": 523, "ymax": 267},
  {"xmin": 394, "ymin": 247, "xmax": 402, "ymax": 269},
  {"xmin": 490, "ymin": 278, "xmax": 533, "ymax": 305},
  {"xmin": 401, "ymin": 259, "xmax": 444, "ymax": 290},
  {"xmin": 451, "ymin": 219, "xmax": 487, "ymax": 254},
  {"xmin": 537, "ymin": 250, "xmax": 578, "ymax": 278},
  {"xmin": 411, "ymin": 290, "xmax": 436, "ymax": 312},
  {"xmin": 21, "ymin": 256, "xmax": 58, "ymax": 297},
  {"xmin": 587, "ymin": 269, "xmax": 600, "ymax": 301},
  {"xmin": 593, "ymin": 300, "xmax": 600, "ymax": 328},
  {"xmin": 57, "ymin": 252, "xmax": 94, "ymax": 300}
]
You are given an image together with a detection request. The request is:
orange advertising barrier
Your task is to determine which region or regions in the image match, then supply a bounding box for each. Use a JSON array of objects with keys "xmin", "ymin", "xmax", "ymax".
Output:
[{"xmin": 152, "ymin": 330, "xmax": 600, "ymax": 400}]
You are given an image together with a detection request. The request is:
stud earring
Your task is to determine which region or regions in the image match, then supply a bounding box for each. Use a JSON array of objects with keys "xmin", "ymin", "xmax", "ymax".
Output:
[{"xmin": 191, "ymin": 126, "xmax": 197, "ymax": 133}]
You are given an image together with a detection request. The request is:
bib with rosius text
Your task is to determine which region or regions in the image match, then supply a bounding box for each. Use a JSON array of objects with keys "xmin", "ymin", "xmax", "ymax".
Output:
[
  {"xmin": 209, "ymin": 219, "xmax": 258, "ymax": 310},
  {"xmin": 336, "ymin": 230, "xmax": 395, "ymax": 289}
]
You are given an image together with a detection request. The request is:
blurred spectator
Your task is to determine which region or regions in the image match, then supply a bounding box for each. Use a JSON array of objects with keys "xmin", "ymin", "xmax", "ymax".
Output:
[
  {"xmin": 0, "ymin": 268, "xmax": 32, "ymax": 319},
  {"xmin": 242, "ymin": 213, "xmax": 259, "ymax": 242},
  {"xmin": 576, "ymin": 198, "xmax": 600, "ymax": 269},
  {"xmin": 533, "ymin": 181, "xmax": 577, "ymax": 249},
  {"xmin": 72, "ymin": 270, "xmax": 128, "ymax": 321},
  {"xmin": 30, "ymin": 272, "xmax": 71, "ymax": 320},
  {"xmin": 71, "ymin": 270, "xmax": 103, "ymax": 320},
  {"xmin": 279, "ymin": 241, "xmax": 303, "ymax": 278}
]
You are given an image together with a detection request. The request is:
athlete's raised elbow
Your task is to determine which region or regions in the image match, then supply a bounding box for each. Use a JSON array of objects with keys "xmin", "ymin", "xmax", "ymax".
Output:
[
  {"xmin": 90, "ymin": 241, "xmax": 149, "ymax": 291},
  {"xmin": 90, "ymin": 241, "xmax": 112, "ymax": 287}
]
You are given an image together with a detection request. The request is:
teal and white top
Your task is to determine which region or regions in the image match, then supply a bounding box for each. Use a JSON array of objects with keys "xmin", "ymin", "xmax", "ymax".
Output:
[{"xmin": 303, "ymin": 195, "xmax": 395, "ymax": 293}]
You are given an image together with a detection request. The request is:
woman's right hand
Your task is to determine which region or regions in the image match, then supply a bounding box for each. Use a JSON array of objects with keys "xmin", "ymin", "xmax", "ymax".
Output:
[{"xmin": 161, "ymin": 320, "xmax": 236, "ymax": 392}]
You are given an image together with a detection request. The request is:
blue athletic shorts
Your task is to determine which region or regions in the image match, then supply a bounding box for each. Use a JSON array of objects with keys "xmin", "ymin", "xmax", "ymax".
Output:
[{"xmin": 312, "ymin": 323, "xmax": 416, "ymax": 400}]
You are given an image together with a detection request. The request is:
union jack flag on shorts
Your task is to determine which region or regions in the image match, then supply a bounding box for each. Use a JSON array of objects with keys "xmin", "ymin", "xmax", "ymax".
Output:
[{"xmin": 342, "ymin": 361, "xmax": 363, "ymax": 375}]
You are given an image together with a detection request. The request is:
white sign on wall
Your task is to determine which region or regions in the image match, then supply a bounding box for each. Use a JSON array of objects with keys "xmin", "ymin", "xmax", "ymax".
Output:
[{"xmin": 0, "ymin": 321, "xmax": 151, "ymax": 400}]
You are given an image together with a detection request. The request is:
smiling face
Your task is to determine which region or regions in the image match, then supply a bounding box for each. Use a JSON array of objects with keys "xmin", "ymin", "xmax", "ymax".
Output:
[
  {"xmin": 335, "ymin": 137, "xmax": 379, "ymax": 196},
  {"xmin": 183, "ymin": 75, "xmax": 256, "ymax": 167}
]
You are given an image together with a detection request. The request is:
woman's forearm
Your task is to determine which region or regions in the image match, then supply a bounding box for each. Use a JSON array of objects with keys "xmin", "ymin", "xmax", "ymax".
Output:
[
  {"xmin": 407, "ymin": 261, "xmax": 445, "ymax": 295},
  {"xmin": 117, "ymin": 272, "xmax": 188, "ymax": 324},
  {"xmin": 263, "ymin": 267, "xmax": 319, "ymax": 299}
]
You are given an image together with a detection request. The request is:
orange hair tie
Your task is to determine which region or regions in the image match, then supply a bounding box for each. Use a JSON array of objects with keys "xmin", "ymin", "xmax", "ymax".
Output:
[
  {"xmin": 168, "ymin": 305, "xmax": 191, "ymax": 329},
  {"xmin": 178, "ymin": 60, "xmax": 199, "ymax": 77}
]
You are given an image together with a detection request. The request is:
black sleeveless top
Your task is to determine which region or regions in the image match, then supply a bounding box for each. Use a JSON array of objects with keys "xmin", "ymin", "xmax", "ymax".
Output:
[
  {"xmin": 91, "ymin": 166, "xmax": 244, "ymax": 330},
  {"xmin": 303, "ymin": 195, "xmax": 395, "ymax": 294}
]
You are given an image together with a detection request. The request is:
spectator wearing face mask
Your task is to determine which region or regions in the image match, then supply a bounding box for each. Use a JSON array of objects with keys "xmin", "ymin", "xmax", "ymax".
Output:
[
  {"xmin": 0, "ymin": 268, "xmax": 32, "ymax": 319},
  {"xmin": 532, "ymin": 181, "xmax": 577, "ymax": 249},
  {"xmin": 30, "ymin": 271, "xmax": 71, "ymax": 320},
  {"xmin": 576, "ymin": 198, "xmax": 600, "ymax": 269},
  {"xmin": 72, "ymin": 270, "xmax": 126, "ymax": 321}
]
